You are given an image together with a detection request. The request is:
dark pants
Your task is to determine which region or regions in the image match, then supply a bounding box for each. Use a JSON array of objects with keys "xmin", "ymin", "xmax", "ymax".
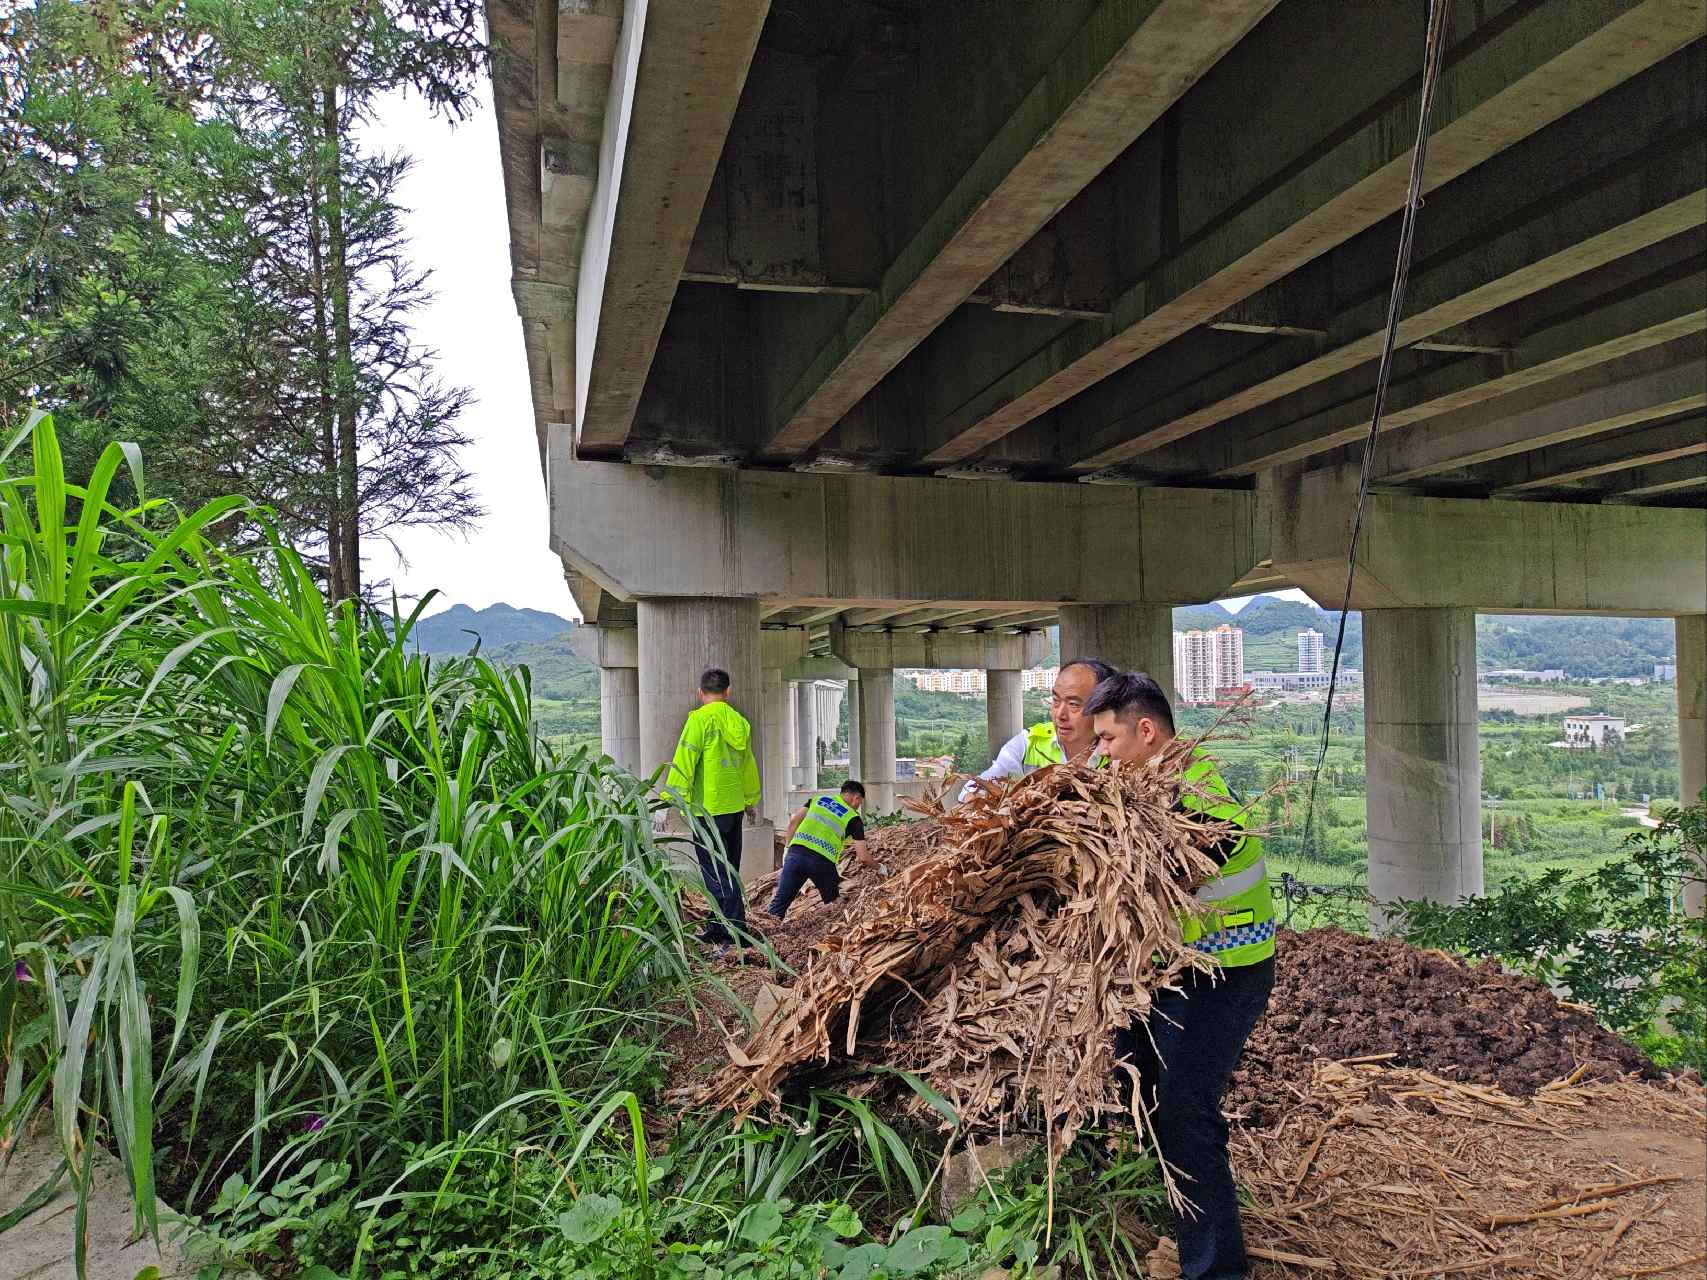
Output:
[
  {"xmin": 1114, "ymin": 958, "xmax": 1275, "ymax": 1280},
  {"xmin": 766, "ymin": 846, "xmax": 840, "ymax": 920},
  {"xmin": 696, "ymin": 812, "xmax": 747, "ymax": 945}
]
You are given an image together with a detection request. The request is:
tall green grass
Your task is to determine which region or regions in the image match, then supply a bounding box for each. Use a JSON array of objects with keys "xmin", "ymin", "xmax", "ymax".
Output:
[{"xmin": 0, "ymin": 414, "xmax": 693, "ymax": 1249}]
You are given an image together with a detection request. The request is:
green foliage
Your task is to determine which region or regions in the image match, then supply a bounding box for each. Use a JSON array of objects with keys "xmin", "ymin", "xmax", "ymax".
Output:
[
  {"xmin": 0, "ymin": 416, "xmax": 694, "ymax": 1266},
  {"xmin": 1390, "ymin": 801, "xmax": 1707, "ymax": 1070}
]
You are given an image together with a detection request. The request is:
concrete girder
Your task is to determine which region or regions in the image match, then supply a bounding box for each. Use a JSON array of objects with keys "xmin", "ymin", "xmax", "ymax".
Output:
[
  {"xmin": 920, "ymin": 0, "xmax": 1706, "ymax": 466},
  {"xmin": 831, "ymin": 626, "xmax": 1050, "ymax": 673},
  {"xmin": 841, "ymin": 603, "xmax": 936, "ymax": 627},
  {"xmin": 756, "ymin": 0, "xmax": 1278, "ymax": 460},
  {"xmin": 568, "ymin": 623, "xmax": 638, "ymax": 668},
  {"xmin": 1068, "ymin": 134, "xmax": 1707, "ymax": 470},
  {"xmin": 783, "ymin": 656, "xmax": 854, "ymax": 683},
  {"xmin": 1203, "ymin": 270, "xmax": 1707, "ymax": 477},
  {"xmin": 1266, "ymin": 465, "xmax": 1707, "ymax": 615},
  {"xmin": 1376, "ymin": 345, "xmax": 1707, "ymax": 483},
  {"xmin": 1601, "ymin": 454, "xmax": 1707, "ymax": 501},
  {"xmin": 760, "ymin": 627, "xmax": 809, "ymax": 670},
  {"xmin": 1479, "ymin": 416, "xmax": 1707, "ymax": 495},
  {"xmin": 546, "ymin": 458, "xmax": 1266, "ymax": 606},
  {"xmin": 574, "ymin": 0, "xmax": 770, "ymax": 454}
]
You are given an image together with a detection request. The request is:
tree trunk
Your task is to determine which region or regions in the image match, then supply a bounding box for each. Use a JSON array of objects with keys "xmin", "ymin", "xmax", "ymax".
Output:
[
  {"xmin": 306, "ymin": 158, "xmax": 343, "ymax": 601},
  {"xmin": 322, "ymin": 75, "xmax": 361, "ymax": 601}
]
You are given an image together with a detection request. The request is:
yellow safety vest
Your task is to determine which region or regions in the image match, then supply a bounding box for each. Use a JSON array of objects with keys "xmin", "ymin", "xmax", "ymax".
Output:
[
  {"xmin": 790, "ymin": 794, "xmax": 859, "ymax": 865},
  {"xmin": 1021, "ymin": 722, "xmax": 1064, "ymax": 767},
  {"xmin": 1177, "ymin": 753, "xmax": 1275, "ymax": 967}
]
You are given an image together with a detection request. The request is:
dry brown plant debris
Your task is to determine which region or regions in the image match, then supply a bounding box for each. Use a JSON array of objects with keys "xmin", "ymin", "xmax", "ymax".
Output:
[{"xmin": 701, "ymin": 736, "xmax": 1252, "ymax": 1200}]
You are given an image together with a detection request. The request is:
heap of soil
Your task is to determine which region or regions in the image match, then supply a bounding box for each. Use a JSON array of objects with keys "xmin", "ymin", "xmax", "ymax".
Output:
[{"xmin": 1228, "ymin": 926, "xmax": 1658, "ymax": 1125}]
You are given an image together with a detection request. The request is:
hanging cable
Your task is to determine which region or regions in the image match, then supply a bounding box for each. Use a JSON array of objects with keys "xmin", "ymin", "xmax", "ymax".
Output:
[{"xmin": 1300, "ymin": 0, "xmax": 1453, "ymax": 860}]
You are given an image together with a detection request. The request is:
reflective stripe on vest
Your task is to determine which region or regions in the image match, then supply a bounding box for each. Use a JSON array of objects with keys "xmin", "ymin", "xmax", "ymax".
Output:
[
  {"xmin": 1177, "ymin": 753, "xmax": 1275, "ymax": 967},
  {"xmin": 790, "ymin": 794, "xmax": 857, "ymax": 864},
  {"xmin": 1021, "ymin": 723, "xmax": 1064, "ymax": 767}
]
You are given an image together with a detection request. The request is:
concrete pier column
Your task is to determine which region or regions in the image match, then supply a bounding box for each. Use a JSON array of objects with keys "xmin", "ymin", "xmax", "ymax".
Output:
[
  {"xmin": 987, "ymin": 668, "xmax": 1024, "ymax": 757},
  {"xmin": 793, "ymin": 680, "xmax": 819, "ymax": 790},
  {"xmin": 857, "ymin": 668, "xmax": 897, "ymax": 816},
  {"xmin": 847, "ymin": 675, "xmax": 861, "ymax": 779},
  {"xmin": 599, "ymin": 666, "xmax": 641, "ymax": 774},
  {"xmin": 570, "ymin": 625, "xmax": 641, "ymax": 773},
  {"xmin": 761, "ymin": 669, "xmax": 793, "ymax": 827},
  {"xmin": 1058, "ymin": 604, "xmax": 1174, "ymax": 700},
  {"xmin": 637, "ymin": 598, "xmax": 762, "ymax": 794},
  {"xmin": 1363, "ymin": 608, "xmax": 1482, "ymax": 926},
  {"xmin": 1677, "ymin": 615, "xmax": 1705, "ymax": 916}
]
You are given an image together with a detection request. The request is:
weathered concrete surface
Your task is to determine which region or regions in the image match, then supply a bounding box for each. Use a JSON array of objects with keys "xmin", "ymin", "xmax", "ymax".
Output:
[
  {"xmin": 761, "ymin": 667, "xmax": 794, "ymax": 827},
  {"xmin": 762, "ymin": 0, "xmax": 1279, "ymax": 458},
  {"xmin": 549, "ymin": 459, "xmax": 1264, "ymax": 606},
  {"xmin": 831, "ymin": 627, "xmax": 1050, "ymax": 673},
  {"xmin": 1058, "ymin": 604, "xmax": 1174, "ymax": 699},
  {"xmin": 986, "ymin": 668, "xmax": 1023, "ymax": 758},
  {"xmin": 1364, "ymin": 608, "xmax": 1483, "ymax": 922},
  {"xmin": 793, "ymin": 680, "xmax": 818, "ymax": 790},
  {"xmin": 0, "ymin": 1120, "xmax": 206, "ymax": 1280},
  {"xmin": 637, "ymin": 597, "xmax": 762, "ymax": 793},
  {"xmin": 597, "ymin": 665, "xmax": 641, "ymax": 774},
  {"xmin": 1679, "ymin": 615, "xmax": 1706, "ymax": 917},
  {"xmin": 1267, "ymin": 466, "xmax": 1707, "ymax": 615}
]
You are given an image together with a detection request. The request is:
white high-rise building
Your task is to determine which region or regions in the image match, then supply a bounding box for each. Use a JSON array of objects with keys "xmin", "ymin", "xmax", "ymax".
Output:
[
  {"xmin": 1298, "ymin": 628, "xmax": 1325, "ymax": 674},
  {"xmin": 1172, "ymin": 625, "xmax": 1245, "ymax": 703}
]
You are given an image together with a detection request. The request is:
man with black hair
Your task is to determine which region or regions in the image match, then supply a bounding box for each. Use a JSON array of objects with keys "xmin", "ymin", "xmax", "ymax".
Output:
[
  {"xmin": 766, "ymin": 780, "xmax": 875, "ymax": 921},
  {"xmin": 1085, "ymin": 671, "xmax": 1274, "ymax": 1280},
  {"xmin": 665, "ymin": 667, "xmax": 762, "ymax": 956},
  {"xmin": 958, "ymin": 657, "xmax": 1117, "ymax": 802}
]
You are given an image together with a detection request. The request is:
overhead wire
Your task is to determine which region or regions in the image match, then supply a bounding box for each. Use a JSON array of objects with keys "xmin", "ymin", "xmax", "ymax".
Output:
[{"xmin": 1300, "ymin": 0, "xmax": 1454, "ymax": 862}]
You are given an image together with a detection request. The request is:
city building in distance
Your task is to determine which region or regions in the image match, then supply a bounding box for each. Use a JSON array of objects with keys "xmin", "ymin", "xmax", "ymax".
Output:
[
  {"xmin": 1174, "ymin": 625, "xmax": 1245, "ymax": 704},
  {"xmin": 1298, "ymin": 628, "xmax": 1325, "ymax": 675}
]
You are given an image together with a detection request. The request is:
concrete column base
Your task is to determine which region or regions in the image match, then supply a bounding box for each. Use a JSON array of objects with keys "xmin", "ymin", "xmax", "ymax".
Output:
[
  {"xmin": 1364, "ymin": 608, "xmax": 1482, "ymax": 927},
  {"xmin": 1058, "ymin": 603, "xmax": 1174, "ymax": 701},
  {"xmin": 986, "ymin": 668, "xmax": 1023, "ymax": 758},
  {"xmin": 637, "ymin": 597, "xmax": 762, "ymax": 794},
  {"xmin": 741, "ymin": 819, "xmax": 776, "ymax": 886},
  {"xmin": 1677, "ymin": 615, "xmax": 1705, "ymax": 917},
  {"xmin": 761, "ymin": 669, "xmax": 792, "ymax": 827},
  {"xmin": 793, "ymin": 679, "xmax": 819, "ymax": 790}
]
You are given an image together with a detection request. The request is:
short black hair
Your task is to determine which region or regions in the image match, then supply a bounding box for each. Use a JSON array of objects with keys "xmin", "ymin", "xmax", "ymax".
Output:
[
  {"xmin": 1085, "ymin": 671, "xmax": 1176, "ymax": 734},
  {"xmin": 1059, "ymin": 656, "xmax": 1118, "ymax": 686},
  {"xmin": 840, "ymin": 779, "xmax": 866, "ymax": 799},
  {"xmin": 699, "ymin": 668, "xmax": 732, "ymax": 694}
]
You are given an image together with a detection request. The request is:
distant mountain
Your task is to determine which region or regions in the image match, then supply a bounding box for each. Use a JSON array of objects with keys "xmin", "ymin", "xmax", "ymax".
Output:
[
  {"xmin": 1477, "ymin": 615, "xmax": 1675, "ymax": 679},
  {"xmin": 407, "ymin": 603, "xmax": 575, "ymax": 655}
]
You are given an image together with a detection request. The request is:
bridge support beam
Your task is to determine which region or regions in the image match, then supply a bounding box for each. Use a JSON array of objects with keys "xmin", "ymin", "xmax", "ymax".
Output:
[
  {"xmin": 1059, "ymin": 604, "xmax": 1175, "ymax": 701},
  {"xmin": 987, "ymin": 668, "xmax": 1023, "ymax": 759},
  {"xmin": 857, "ymin": 669, "xmax": 897, "ymax": 818},
  {"xmin": 1678, "ymin": 614, "xmax": 1706, "ymax": 917},
  {"xmin": 794, "ymin": 680, "xmax": 819, "ymax": 791}
]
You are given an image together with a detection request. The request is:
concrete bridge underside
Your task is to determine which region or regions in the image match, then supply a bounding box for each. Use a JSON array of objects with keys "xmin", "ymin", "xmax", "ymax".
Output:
[{"xmin": 491, "ymin": 0, "xmax": 1707, "ymax": 912}]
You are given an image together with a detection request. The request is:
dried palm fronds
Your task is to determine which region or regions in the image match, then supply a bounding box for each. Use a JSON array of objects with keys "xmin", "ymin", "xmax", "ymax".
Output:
[{"xmin": 701, "ymin": 735, "xmax": 1250, "ymax": 1200}]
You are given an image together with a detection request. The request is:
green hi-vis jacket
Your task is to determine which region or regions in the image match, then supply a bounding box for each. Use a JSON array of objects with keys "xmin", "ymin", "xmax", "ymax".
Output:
[
  {"xmin": 1022, "ymin": 722, "xmax": 1064, "ymax": 766},
  {"xmin": 790, "ymin": 793, "xmax": 859, "ymax": 864},
  {"xmin": 1177, "ymin": 752, "xmax": 1275, "ymax": 968},
  {"xmin": 666, "ymin": 701, "xmax": 761, "ymax": 817}
]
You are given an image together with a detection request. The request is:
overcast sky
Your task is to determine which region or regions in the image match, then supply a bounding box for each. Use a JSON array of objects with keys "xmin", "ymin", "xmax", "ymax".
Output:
[{"xmin": 365, "ymin": 92, "xmax": 1308, "ymax": 621}]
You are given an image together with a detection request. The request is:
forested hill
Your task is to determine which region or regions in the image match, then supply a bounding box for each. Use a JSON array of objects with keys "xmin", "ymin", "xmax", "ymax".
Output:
[
  {"xmin": 409, "ymin": 599, "xmax": 1678, "ymax": 681},
  {"xmin": 408, "ymin": 604, "xmax": 576, "ymax": 655}
]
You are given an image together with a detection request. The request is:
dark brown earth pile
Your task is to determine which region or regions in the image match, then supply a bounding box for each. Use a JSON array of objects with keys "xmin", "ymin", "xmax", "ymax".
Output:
[{"xmin": 1227, "ymin": 927, "xmax": 1658, "ymax": 1124}]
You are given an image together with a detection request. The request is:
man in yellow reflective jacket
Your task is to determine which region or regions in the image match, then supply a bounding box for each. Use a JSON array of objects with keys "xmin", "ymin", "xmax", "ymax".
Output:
[
  {"xmin": 957, "ymin": 657, "xmax": 1117, "ymax": 802},
  {"xmin": 1087, "ymin": 671, "xmax": 1274, "ymax": 1280},
  {"xmin": 665, "ymin": 667, "xmax": 763, "ymax": 955}
]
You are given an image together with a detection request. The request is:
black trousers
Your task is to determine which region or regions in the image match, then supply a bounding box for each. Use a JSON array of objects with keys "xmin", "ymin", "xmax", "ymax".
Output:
[
  {"xmin": 765, "ymin": 846, "xmax": 840, "ymax": 920},
  {"xmin": 1114, "ymin": 957, "xmax": 1275, "ymax": 1280},
  {"xmin": 695, "ymin": 812, "xmax": 747, "ymax": 944}
]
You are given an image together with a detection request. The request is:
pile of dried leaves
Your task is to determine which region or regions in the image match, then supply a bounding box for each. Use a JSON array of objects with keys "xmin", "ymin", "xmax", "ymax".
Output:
[{"xmin": 701, "ymin": 738, "xmax": 1249, "ymax": 1197}]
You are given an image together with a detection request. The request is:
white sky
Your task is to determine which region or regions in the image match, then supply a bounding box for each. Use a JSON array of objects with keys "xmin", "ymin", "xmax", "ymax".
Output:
[{"xmin": 363, "ymin": 94, "xmax": 1313, "ymax": 622}]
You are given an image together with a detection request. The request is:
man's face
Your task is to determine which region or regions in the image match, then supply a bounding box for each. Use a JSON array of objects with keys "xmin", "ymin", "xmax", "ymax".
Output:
[
  {"xmin": 1050, "ymin": 664, "xmax": 1099, "ymax": 753},
  {"xmin": 1093, "ymin": 710, "xmax": 1166, "ymax": 764},
  {"xmin": 844, "ymin": 791, "xmax": 865, "ymax": 811}
]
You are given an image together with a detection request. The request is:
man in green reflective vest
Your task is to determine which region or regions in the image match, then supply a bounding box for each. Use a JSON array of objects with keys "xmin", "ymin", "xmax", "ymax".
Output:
[
  {"xmin": 665, "ymin": 667, "xmax": 763, "ymax": 957},
  {"xmin": 1087, "ymin": 671, "xmax": 1274, "ymax": 1280},
  {"xmin": 765, "ymin": 780, "xmax": 875, "ymax": 922},
  {"xmin": 958, "ymin": 657, "xmax": 1118, "ymax": 802}
]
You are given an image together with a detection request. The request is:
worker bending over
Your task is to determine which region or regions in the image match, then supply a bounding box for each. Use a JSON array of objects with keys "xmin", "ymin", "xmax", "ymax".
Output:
[
  {"xmin": 665, "ymin": 667, "xmax": 762, "ymax": 957},
  {"xmin": 1086, "ymin": 672, "xmax": 1273, "ymax": 1280},
  {"xmin": 958, "ymin": 657, "xmax": 1116, "ymax": 802},
  {"xmin": 766, "ymin": 781, "xmax": 875, "ymax": 921}
]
